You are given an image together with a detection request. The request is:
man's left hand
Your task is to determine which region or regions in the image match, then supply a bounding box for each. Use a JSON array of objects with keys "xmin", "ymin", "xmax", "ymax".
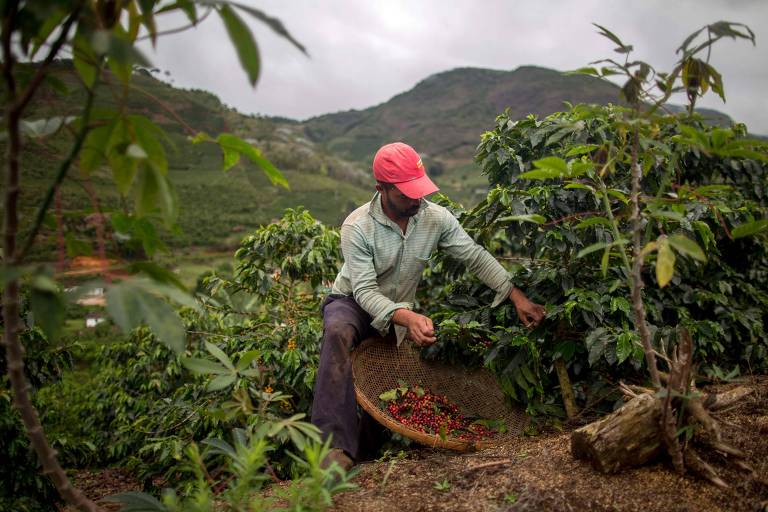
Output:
[{"xmin": 509, "ymin": 288, "xmax": 546, "ymax": 329}]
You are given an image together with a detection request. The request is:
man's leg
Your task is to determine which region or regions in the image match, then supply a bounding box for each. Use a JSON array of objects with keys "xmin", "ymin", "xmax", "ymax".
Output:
[{"xmin": 311, "ymin": 295, "xmax": 376, "ymax": 461}]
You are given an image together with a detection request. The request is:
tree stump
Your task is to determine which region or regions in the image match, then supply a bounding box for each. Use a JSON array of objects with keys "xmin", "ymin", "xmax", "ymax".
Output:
[
  {"xmin": 570, "ymin": 385, "xmax": 753, "ymax": 475},
  {"xmin": 571, "ymin": 394, "xmax": 663, "ymax": 472}
]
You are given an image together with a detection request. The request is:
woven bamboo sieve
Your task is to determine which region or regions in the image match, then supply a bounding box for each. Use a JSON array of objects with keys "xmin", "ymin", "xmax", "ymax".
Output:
[{"xmin": 351, "ymin": 337, "xmax": 529, "ymax": 451}]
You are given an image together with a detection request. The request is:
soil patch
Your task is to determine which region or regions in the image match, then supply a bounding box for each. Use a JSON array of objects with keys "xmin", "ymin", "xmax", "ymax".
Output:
[{"xmin": 332, "ymin": 376, "xmax": 768, "ymax": 512}]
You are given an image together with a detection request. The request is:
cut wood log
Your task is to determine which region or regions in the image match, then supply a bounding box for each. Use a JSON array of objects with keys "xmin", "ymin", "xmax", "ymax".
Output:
[
  {"xmin": 571, "ymin": 393, "xmax": 663, "ymax": 473},
  {"xmin": 571, "ymin": 385, "xmax": 754, "ymax": 477},
  {"xmin": 705, "ymin": 386, "xmax": 753, "ymax": 411}
]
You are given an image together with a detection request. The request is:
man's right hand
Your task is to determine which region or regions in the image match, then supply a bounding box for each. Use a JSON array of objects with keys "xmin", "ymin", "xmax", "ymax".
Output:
[{"xmin": 392, "ymin": 309, "xmax": 436, "ymax": 346}]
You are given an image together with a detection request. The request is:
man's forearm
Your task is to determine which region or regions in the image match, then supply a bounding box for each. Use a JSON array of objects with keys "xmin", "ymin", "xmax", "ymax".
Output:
[{"xmin": 509, "ymin": 286, "xmax": 528, "ymax": 305}]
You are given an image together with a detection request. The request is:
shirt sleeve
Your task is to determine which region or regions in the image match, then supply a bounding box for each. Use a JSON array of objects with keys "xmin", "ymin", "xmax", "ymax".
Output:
[
  {"xmin": 340, "ymin": 223, "xmax": 412, "ymax": 335},
  {"xmin": 438, "ymin": 212, "xmax": 514, "ymax": 307}
]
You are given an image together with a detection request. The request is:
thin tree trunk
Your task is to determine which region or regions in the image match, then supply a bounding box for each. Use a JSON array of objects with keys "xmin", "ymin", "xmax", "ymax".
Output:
[
  {"xmin": 55, "ymin": 187, "xmax": 67, "ymax": 273},
  {"xmin": 628, "ymin": 123, "xmax": 661, "ymax": 389},
  {"xmin": 2, "ymin": 6, "xmax": 101, "ymax": 511}
]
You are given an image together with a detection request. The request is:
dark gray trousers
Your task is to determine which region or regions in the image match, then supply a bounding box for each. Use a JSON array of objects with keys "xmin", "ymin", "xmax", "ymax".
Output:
[{"xmin": 310, "ymin": 294, "xmax": 387, "ymax": 461}]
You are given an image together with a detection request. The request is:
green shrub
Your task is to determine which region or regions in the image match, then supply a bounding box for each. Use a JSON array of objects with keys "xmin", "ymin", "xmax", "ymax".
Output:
[{"xmin": 418, "ymin": 105, "xmax": 767, "ymax": 415}]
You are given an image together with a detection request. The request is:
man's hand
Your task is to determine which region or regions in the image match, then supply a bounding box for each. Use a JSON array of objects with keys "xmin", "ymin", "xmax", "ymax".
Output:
[
  {"xmin": 509, "ymin": 288, "xmax": 546, "ymax": 329},
  {"xmin": 392, "ymin": 309, "xmax": 436, "ymax": 346}
]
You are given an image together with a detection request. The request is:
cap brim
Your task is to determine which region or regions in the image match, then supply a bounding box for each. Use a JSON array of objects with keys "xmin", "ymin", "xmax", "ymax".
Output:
[{"xmin": 394, "ymin": 175, "xmax": 439, "ymax": 199}]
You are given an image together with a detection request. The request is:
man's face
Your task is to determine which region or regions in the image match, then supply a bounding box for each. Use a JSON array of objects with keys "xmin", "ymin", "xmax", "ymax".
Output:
[{"xmin": 379, "ymin": 183, "xmax": 421, "ymax": 219}]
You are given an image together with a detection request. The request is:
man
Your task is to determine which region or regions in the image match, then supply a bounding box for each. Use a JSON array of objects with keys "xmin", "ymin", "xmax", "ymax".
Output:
[{"xmin": 311, "ymin": 142, "xmax": 545, "ymax": 470}]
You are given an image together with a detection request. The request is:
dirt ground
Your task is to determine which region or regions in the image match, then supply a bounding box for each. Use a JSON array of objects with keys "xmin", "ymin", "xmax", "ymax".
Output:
[
  {"xmin": 69, "ymin": 376, "xmax": 768, "ymax": 512},
  {"xmin": 332, "ymin": 376, "xmax": 768, "ymax": 512}
]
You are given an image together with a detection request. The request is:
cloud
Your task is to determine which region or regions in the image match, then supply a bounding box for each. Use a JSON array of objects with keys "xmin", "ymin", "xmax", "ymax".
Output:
[{"xmin": 139, "ymin": 1, "xmax": 768, "ymax": 133}]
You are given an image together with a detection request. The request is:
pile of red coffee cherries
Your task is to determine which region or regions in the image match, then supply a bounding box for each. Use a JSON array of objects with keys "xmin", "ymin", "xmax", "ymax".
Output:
[{"xmin": 382, "ymin": 385, "xmax": 497, "ymax": 441}]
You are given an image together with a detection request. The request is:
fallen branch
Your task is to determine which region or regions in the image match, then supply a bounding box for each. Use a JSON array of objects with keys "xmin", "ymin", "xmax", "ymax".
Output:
[
  {"xmin": 460, "ymin": 459, "xmax": 512, "ymax": 474},
  {"xmin": 705, "ymin": 386, "xmax": 754, "ymax": 411},
  {"xmin": 684, "ymin": 446, "xmax": 728, "ymax": 490}
]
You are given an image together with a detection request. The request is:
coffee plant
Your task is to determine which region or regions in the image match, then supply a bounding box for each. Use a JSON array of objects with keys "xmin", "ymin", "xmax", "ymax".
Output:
[
  {"xmin": 419, "ymin": 23, "xmax": 768, "ymax": 417},
  {"xmin": 35, "ymin": 209, "xmax": 344, "ymax": 498}
]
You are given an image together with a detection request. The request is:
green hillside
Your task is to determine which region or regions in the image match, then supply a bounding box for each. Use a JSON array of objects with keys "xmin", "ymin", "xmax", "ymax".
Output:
[{"xmin": 5, "ymin": 62, "xmax": 372, "ymax": 260}]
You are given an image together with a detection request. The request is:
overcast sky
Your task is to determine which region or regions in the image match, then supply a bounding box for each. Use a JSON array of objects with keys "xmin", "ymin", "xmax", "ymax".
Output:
[{"xmin": 140, "ymin": 1, "xmax": 768, "ymax": 134}]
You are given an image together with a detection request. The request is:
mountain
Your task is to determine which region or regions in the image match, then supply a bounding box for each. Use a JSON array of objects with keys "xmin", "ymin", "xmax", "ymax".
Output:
[{"xmin": 302, "ymin": 65, "xmax": 732, "ymax": 164}]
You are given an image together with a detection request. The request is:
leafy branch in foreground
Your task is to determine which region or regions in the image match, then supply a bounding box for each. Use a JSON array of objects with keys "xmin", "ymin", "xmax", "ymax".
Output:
[
  {"xmin": 1, "ymin": 1, "xmax": 305, "ymax": 509},
  {"xmin": 109, "ymin": 429, "xmax": 355, "ymax": 512}
]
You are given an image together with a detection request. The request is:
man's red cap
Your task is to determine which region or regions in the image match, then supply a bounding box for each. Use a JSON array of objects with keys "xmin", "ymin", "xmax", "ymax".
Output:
[{"xmin": 373, "ymin": 142, "xmax": 439, "ymax": 199}]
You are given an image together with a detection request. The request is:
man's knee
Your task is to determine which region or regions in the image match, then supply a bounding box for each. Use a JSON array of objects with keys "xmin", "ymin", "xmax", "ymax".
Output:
[{"xmin": 322, "ymin": 322, "xmax": 358, "ymax": 352}]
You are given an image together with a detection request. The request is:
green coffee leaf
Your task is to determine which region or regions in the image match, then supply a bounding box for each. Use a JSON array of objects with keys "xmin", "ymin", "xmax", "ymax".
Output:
[
  {"xmin": 575, "ymin": 216, "xmax": 612, "ymax": 229},
  {"xmin": 576, "ymin": 239, "xmax": 628, "ymax": 259},
  {"xmin": 181, "ymin": 357, "xmax": 230, "ymax": 376},
  {"xmin": 656, "ymin": 239, "xmax": 676, "ymax": 288},
  {"xmin": 496, "ymin": 214, "xmax": 546, "ymax": 224},
  {"xmin": 231, "ymin": 2, "xmax": 307, "ymax": 54},
  {"xmin": 216, "ymin": 134, "xmax": 288, "ymax": 188},
  {"xmin": 236, "ymin": 350, "xmax": 261, "ymax": 371},
  {"xmin": 668, "ymin": 234, "xmax": 707, "ymax": 262},
  {"xmin": 207, "ymin": 374, "xmax": 236, "ymax": 392},
  {"xmin": 30, "ymin": 275, "xmax": 65, "ymax": 341},
  {"xmin": 616, "ymin": 332, "xmax": 633, "ymax": 364},
  {"xmin": 732, "ymin": 220, "xmax": 768, "ymax": 239},
  {"xmin": 106, "ymin": 280, "xmax": 186, "ymax": 353},
  {"xmin": 205, "ymin": 341, "xmax": 235, "ymax": 371}
]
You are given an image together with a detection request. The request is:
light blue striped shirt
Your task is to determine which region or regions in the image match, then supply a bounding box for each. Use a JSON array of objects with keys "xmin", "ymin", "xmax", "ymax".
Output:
[{"xmin": 331, "ymin": 192, "xmax": 514, "ymax": 343}]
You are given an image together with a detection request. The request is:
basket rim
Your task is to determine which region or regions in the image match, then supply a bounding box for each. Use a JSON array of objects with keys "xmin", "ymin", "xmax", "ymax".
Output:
[{"xmin": 352, "ymin": 338, "xmax": 516, "ymax": 451}]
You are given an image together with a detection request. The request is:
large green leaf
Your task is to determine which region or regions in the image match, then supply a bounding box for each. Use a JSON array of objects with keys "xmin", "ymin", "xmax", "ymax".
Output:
[
  {"xmin": 105, "ymin": 27, "xmax": 152, "ymax": 84},
  {"xmin": 732, "ymin": 220, "xmax": 768, "ymax": 239},
  {"xmin": 218, "ymin": 5, "xmax": 260, "ymax": 86},
  {"xmin": 575, "ymin": 216, "xmax": 612, "ymax": 229},
  {"xmin": 496, "ymin": 214, "xmax": 546, "ymax": 224},
  {"xmin": 128, "ymin": 261, "xmax": 187, "ymax": 291},
  {"xmin": 216, "ymin": 133, "xmax": 288, "ymax": 188},
  {"xmin": 576, "ymin": 239, "xmax": 628, "ymax": 259},
  {"xmin": 655, "ymin": 239, "xmax": 676, "ymax": 288},
  {"xmin": 30, "ymin": 275, "xmax": 65, "ymax": 341},
  {"xmin": 585, "ymin": 327, "xmax": 609, "ymax": 366},
  {"xmin": 106, "ymin": 281, "xmax": 186, "ymax": 353},
  {"xmin": 73, "ymin": 32, "xmax": 98, "ymax": 88},
  {"xmin": 236, "ymin": 350, "xmax": 261, "ymax": 371},
  {"xmin": 131, "ymin": 115, "xmax": 168, "ymax": 175},
  {"xmin": 668, "ymin": 234, "xmax": 707, "ymax": 262},
  {"xmin": 616, "ymin": 332, "xmax": 633, "ymax": 364},
  {"xmin": 220, "ymin": 144, "xmax": 241, "ymax": 171},
  {"xmin": 134, "ymin": 165, "xmax": 177, "ymax": 221},
  {"xmin": 207, "ymin": 374, "xmax": 236, "ymax": 391},
  {"xmin": 205, "ymin": 341, "xmax": 235, "ymax": 371},
  {"xmin": 231, "ymin": 2, "xmax": 307, "ymax": 54},
  {"xmin": 521, "ymin": 157, "xmax": 568, "ymax": 180},
  {"xmin": 181, "ymin": 357, "xmax": 230, "ymax": 376}
]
